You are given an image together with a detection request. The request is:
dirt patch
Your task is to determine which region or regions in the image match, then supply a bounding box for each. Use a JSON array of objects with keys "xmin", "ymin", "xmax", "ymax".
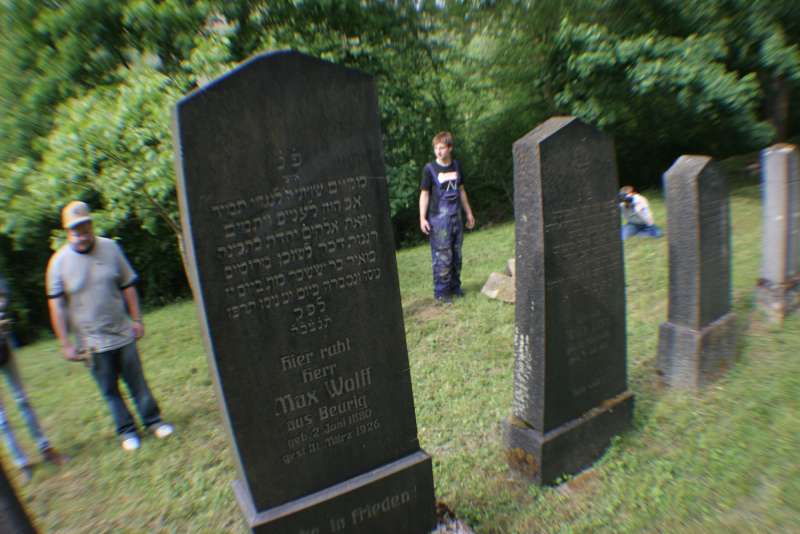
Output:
[
  {"xmin": 557, "ymin": 468, "xmax": 601, "ymax": 497},
  {"xmin": 405, "ymin": 297, "xmax": 447, "ymax": 322}
]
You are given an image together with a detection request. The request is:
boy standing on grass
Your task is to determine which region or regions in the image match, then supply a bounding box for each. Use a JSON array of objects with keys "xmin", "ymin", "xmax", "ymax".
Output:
[{"xmin": 419, "ymin": 131, "xmax": 476, "ymax": 303}]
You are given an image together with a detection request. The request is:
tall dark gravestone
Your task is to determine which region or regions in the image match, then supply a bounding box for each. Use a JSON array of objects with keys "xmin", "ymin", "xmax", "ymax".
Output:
[
  {"xmin": 756, "ymin": 144, "xmax": 800, "ymax": 323},
  {"xmin": 658, "ymin": 156, "xmax": 737, "ymax": 388},
  {"xmin": 503, "ymin": 117, "xmax": 634, "ymax": 485},
  {"xmin": 172, "ymin": 51, "xmax": 435, "ymax": 533},
  {"xmin": 0, "ymin": 461, "xmax": 36, "ymax": 534}
]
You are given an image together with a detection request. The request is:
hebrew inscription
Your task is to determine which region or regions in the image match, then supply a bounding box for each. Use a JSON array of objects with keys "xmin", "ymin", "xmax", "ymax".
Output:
[
  {"xmin": 210, "ymin": 170, "xmax": 380, "ymax": 333},
  {"xmin": 203, "ymin": 155, "xmax": 390, "ymax": 464}
]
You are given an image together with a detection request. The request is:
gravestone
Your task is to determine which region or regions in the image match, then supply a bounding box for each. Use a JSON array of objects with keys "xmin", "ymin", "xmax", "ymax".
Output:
[
  {"xmin": 0, "ymin": 461, "xmax": 36, "ymax": 534},
  {"xmin": 503, "ymin": 117, "xmax": 634, "ymax": 485},
  {"xmin": 172, "ymin": 51, "xmax": 435, "ymax": 533},
  {"xmin": 658, "ymin": 156, "xmax": 737, "ymax": 388},
  {"xmin": 756, "ymin": 144, "xmax": 800, "ymax": 323}
]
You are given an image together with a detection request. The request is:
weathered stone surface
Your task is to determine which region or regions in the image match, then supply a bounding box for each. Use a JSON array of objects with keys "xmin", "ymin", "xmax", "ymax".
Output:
[
  {"xmin": 481, "ymin": 272, "xmax": 515, "ymax": 303},
  {"xmin": 173, "ymin": 50, "xmax": 434, "ymax": 533},
  {"xmin": 657, "ymin": 313, "xmax": 737, "ymax": 388},
  {"xmin": 756, "ymin": 278, "xmax": 800, "ymax": 324},
  {"xmin": 503, "ymin": 392, "xmax": 633, "ymax": 485},
  {"xmin": 756, "ymin": 144, "xmax": 800, "ymax": 324},
  {"xmin": 504, "ymin": 116, "xmax": 633, "ymax": 485},
  {"xmin": 506, "ymin": 258, "xmax": 516, "ymax": 278},
  {"xmin": 658, "ymin": 155, "xmax": 736, "ymax": 388}
]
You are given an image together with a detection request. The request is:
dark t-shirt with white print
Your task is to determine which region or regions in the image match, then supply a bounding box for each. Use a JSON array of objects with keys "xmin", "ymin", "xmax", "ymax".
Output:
[{"xmin": 420, "ymin": 160, "xmax": 464, "ymax": 220}]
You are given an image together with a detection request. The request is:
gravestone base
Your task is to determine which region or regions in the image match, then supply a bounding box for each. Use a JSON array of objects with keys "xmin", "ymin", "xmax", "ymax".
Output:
[
  {"xmin": 657, "ymin": 312, "xmax": 737, "ymax": 389},
  {"xmin": 502, "ymin": 391, "xmax": 634, "ymax": 485},
  {"xmin": 235, "ymin": 451, "xmax": 435, "ymax": 534},
  {"xmin": 755, "ymin": 278, "xmax": 800, "ymax": 324}
]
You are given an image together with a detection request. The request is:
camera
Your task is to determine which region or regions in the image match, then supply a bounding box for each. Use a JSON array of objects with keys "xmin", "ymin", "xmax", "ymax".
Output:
[
  {"xmin": 617, "ymin": 192, "xmax": 634, "ymax": 205},
  {"xmin": 0, "ymin": 308, "xmax": 9, "ymax": 341},
  {"xmin": 0, "ymin": 297, "xmax": 9, "ymax": 339}
]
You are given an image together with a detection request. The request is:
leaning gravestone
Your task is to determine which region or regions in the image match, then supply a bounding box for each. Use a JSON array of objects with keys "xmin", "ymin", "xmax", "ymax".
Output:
[
  {"xmin": 503, "ymin": 117, "xmax": 634, "ymax": 485},
  {"xmin": 172, "ymin": 51, "xmax": 435, "ymax": 533},
  {"xmin": 756, "ymin": 144, "xmax": 800, "ymax": 323},
  {"xmin": 658, "ymin": 156, "xmax": 737, "ymax": 388}
]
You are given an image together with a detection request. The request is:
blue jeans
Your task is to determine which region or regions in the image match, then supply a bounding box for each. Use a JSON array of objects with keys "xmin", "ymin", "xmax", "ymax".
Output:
[
  {"xmin": 91, "ymin": 342, "xmax": 161, "ymax": 437},
  {"xmin": 622, "ymin": 222, "xmax": 663, "ymax": 240},
  {"xmin": 430, "ymin": 213, "xmax": 464, "ymax": 298},
  {"xmin": 0, "ymin": 345, "xmax": 50, "ymax": 467}
]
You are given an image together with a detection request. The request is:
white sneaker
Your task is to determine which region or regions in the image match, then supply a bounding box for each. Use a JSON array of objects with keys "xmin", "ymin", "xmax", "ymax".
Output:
[
  {"xmin": 152, "ymin": 423, "xmax": 174, "ymax": 439},
  {"xmin": 121, "ymin": 436, "xmax": 140, "ymax": 451}
]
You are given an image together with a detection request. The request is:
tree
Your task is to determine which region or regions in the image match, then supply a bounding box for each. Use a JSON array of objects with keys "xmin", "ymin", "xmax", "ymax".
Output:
[
  {"xmin": 0, "ymin": 1, "xmax": 454, "ymax": 334},
  {"xmin": 600, "ymin": 0, "xmax": 800, "ymax": 140},
  {"xmin": 447, "ymin": 0, "xmax": 790, "ymax": 191},
  {"xmin": 547, "ymin": 20, "xmax": 772, "ymax": 181},
  {"xmin": 0, "ymin": 28, "xmax": 234, "ymax": 336},
  {"xmin": 226, "ymin": 1, "xmax": 454, "ymax": 232}
]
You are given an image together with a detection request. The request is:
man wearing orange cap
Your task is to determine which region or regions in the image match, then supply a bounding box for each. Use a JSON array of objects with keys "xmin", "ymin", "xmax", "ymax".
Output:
[{"xmin": 46, "ymin": 201, "xmax": 173, "ymax": 451}]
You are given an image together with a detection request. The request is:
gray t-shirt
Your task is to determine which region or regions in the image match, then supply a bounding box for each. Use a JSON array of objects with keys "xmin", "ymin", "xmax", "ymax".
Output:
[{"xmin": 46, "ymin": 237, "xmax": 138, "ymax": 352}]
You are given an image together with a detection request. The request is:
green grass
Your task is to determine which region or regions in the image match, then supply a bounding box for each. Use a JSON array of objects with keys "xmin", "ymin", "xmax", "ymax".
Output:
[{"xmin": 5, "ymin": 165, "xmax": 799, "ymax": 533}]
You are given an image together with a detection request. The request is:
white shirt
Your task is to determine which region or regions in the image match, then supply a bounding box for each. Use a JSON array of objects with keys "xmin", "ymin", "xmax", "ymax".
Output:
[{"xmin": 620, "ymin": 193, "xmax": 654, "ymax": 226}]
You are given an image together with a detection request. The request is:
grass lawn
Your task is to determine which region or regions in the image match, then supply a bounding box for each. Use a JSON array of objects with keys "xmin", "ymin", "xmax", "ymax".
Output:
[{"xmin": 5, "ymin": 161, "xmax": 799, "ymax": 533}]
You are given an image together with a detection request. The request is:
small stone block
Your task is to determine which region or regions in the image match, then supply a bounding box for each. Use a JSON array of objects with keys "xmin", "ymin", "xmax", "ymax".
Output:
[{"xmin": 481, "ymin": 272, "xmax": 515, "ymax": 303}]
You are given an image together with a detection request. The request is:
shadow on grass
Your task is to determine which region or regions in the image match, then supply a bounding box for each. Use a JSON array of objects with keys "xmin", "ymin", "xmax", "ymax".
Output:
[
  {"xmin": 462, "ymin": 281, "xmax": 484, "ymax": 296},
  {"xmin": 403, "ymin": 296, "xmax": 440, "ymax": 322}
]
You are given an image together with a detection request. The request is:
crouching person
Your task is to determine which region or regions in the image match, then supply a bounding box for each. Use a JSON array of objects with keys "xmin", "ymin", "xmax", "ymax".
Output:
[{"xmin": 618, "ymin": 185, "xmax": 663, "ymax": 240}]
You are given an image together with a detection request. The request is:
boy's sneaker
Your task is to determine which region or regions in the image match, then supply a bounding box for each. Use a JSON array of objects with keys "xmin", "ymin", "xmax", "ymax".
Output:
[
  {"xmin": 121, "ymin": 434, "xmax": 140, "ymax": 451},
  {"xmin": 19, "ymin": 464, "xmax": 33, "ymax": 485},
  {"xmin": 151, "ymin": 423, "xmax": 174, "ymax": 439},
  {"xmin": 42, "ymin": 447, "xmax": 68, "ymax": 466},
  {"xmin": 435, "ymin": 295, "xmax": 453, "ymax": 305}
]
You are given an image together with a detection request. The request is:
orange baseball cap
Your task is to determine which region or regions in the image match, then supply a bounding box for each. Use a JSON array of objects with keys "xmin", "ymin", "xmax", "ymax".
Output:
[{"xmin": 61, "ymin": 201, "xmax": 92, "ymax": 229}]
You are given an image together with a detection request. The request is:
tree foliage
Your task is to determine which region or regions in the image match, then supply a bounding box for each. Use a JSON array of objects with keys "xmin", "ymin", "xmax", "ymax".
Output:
[
  {"xmin": 0, "ymin": 1, "xmax": 450, "ymax": 338},
  {"xmin": 244, "ymin": 1, "xmax": 453, "ymax": 229},
  {"xmin": 1, "ymin": 0, "xmax": 799, "ymax": 339},
  {"xmin": 456, "ymin": 0, "xmax": 799, "ymax": 195},
  {"xmin": 0, "ymin": 0, "xmax": 210, "ymax": 166}
]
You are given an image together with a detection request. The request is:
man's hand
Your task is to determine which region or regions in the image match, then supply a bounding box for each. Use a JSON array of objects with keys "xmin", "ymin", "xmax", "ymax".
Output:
[
  {"xmin": 420, "ymin": 218, "xmax": 431, "ymax": 235},
  {"xmin": 62, "ymin": 343, "xmax": 83, "ymax": 362},
  {"xmin": 465, "ymin": 212, "xmax": 475, "ymax": 230},
  {"xmin": 132, "ymin": 320, "xmax": 145, "ymax": 340}
]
